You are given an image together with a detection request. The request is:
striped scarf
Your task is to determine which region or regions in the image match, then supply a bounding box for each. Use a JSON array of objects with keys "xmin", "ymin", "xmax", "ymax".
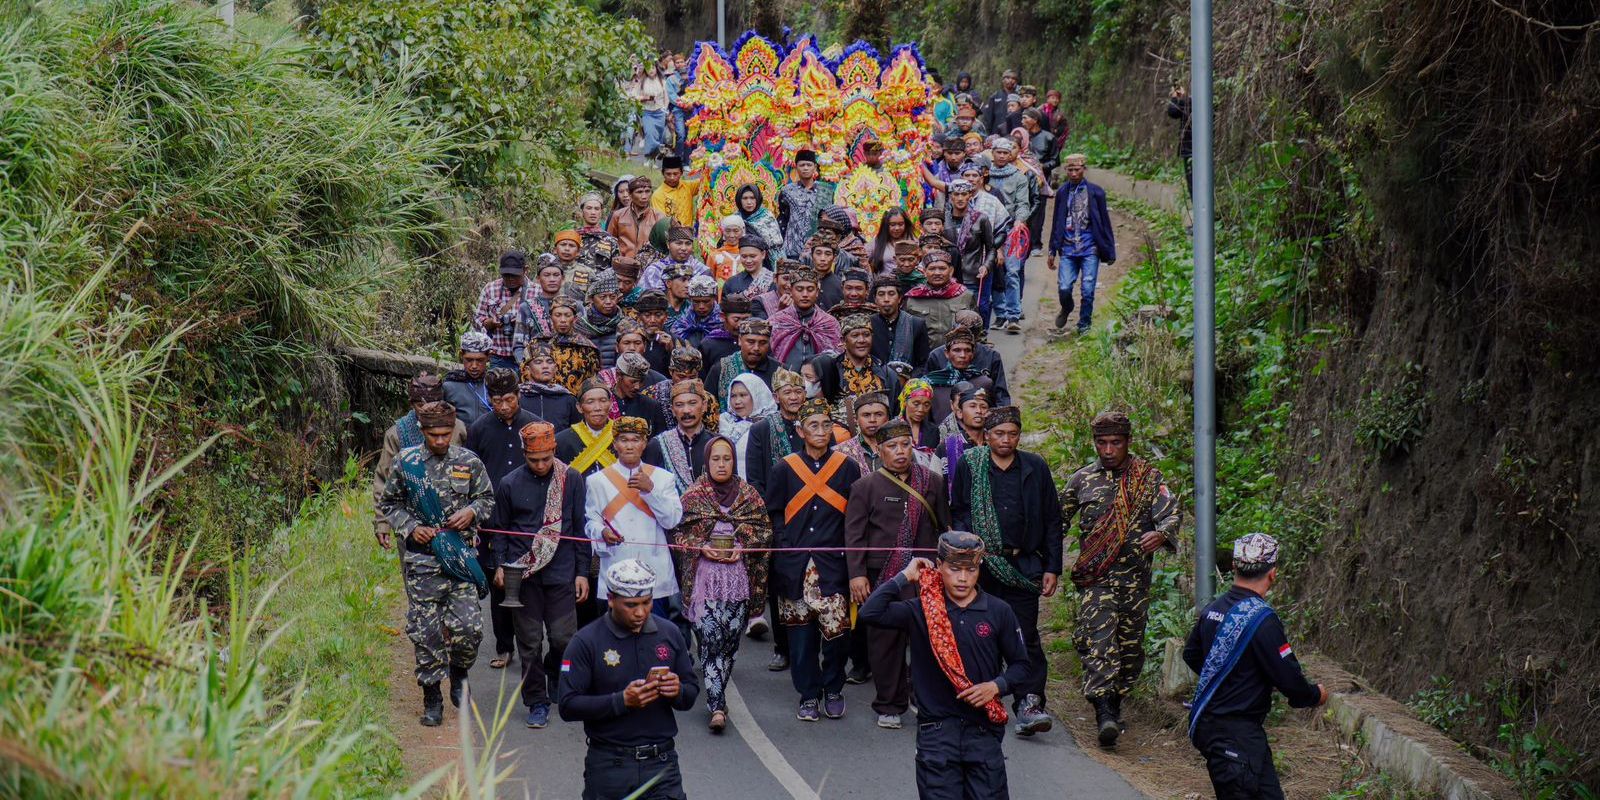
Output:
[{"xmin": 960, "ymin": 446, "xmax": 1038, "ymax": 593}]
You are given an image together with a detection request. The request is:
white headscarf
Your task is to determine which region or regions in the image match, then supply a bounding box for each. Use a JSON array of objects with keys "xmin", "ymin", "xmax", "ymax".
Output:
[{"xmin": 719, "ymin": 373, "xmax": 777, "ymax": 477}]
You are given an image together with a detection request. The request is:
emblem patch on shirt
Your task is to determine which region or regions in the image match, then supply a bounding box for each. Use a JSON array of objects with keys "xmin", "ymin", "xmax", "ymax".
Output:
[
  {"xmin": 603, "ymin": 649, "xmax": 621, "ymax": 667},
  {"xmin": 656, "ymin": 643, "xmax": 672, "ymax": 662},
  {"xmin": 1278, "ymin": 643, "xmax": 1293, "ymax": 659},
  {"xmin": 450, "ymin": 468, "xmax": 471, "ymax": 480},
  {"xmin": 975, "ymin": 622, "xmax": 993, "ymax": 638},
  {"xmin": 561, "ymin": 659, "xmax": 572, "ymax": 673}
]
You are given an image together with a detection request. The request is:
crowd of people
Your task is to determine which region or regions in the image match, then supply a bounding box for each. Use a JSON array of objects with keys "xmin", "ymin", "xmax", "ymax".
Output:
[{"xmin": 373, "ymin": 64, "xmax": 1326, "ymax": 800}]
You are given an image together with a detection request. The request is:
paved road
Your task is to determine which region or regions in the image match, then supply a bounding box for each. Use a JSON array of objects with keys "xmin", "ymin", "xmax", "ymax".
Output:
[{"xmin": 470, "ymin": 245, "xmax": 1144, "ymax": 798}]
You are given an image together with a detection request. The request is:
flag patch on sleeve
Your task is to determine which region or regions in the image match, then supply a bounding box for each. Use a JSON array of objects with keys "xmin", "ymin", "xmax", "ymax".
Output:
[
  {"xmin": 561, "ymin": 660, "xmax": 572, "ymax": 673},
  {"xmin": 1278, "ymin": 643, "xmax": 1293, "ymax": 659}
]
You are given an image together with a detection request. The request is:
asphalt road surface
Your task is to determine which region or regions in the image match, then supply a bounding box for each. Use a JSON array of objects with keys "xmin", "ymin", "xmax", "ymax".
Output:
[{"xmin": 472, "ymin": 245, "xmax": 1144, "ymax": 798}]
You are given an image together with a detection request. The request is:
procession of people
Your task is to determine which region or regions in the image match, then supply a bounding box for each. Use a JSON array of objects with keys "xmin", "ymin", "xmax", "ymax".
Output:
[{"xmin": 373, "ymin": 63, "xmax": 1324, "ymax": 800}]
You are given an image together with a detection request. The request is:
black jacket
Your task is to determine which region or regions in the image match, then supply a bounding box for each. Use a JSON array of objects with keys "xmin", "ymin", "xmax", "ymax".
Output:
[
  {"xmin": 487, "ymin": 463, "xmax": 587, "ymax": 582},
  {"xmin": 518, "ymin": 384, "xmax": 578, "ymax": 430},
  {"xmin": 950, "ymin": 449, "xmax": 1064, "ymax": 579},
  {"xmin": 871, "ymin": 311, "xmax": 930, "ymax": 373},
  {"xmin": 743, "ymin": 415, "xmax": 799, "ymax": 495},
  {"xmin": 1182, "ymin": 586, "xmax": 1321, "ymax": 723}
]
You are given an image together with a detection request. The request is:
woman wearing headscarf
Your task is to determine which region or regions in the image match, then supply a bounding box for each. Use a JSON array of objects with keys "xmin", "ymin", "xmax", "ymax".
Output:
[
  {"xmin": 675, "ymin": 435, "xmax": 772, "ymax": 733},
  {"xmin": 719, "ymin": 373, "xmax": 777, "ymax": 477},
  {"xmin": 735, "ymin": 184, "xmax": 784, "ymax": 255}
]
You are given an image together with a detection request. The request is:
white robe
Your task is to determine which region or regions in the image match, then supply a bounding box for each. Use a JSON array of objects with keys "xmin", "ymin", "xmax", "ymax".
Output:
[{"xmin": 584, "ymin": 461, "xmax": 684, "ymax": 597}]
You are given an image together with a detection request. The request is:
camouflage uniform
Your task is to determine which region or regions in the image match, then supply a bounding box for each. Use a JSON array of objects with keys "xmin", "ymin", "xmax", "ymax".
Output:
[
  {"xmin": 378, "ymin": 444, "xmax": 497, "ymax": 685},
  {"xmin": 1061, "ymin": 460, "xmax": 1181, "ymax": 700},
  {"xmin": 371, "ymin": 414, "xmax": 466, "ymax": 541}
]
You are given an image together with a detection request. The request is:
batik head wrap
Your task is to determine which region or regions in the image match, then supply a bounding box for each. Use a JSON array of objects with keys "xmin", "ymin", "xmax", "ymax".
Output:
[
  {"xmin": 798, "ymin": 397, "xmax": 833, "ymax": 423},
  {"xmin": 1233, "ymin": 533, "xmax": 1279, "ymax": 568},
  {"xmin": 670, "ymin": 346, "xmax": 702, "ymax": 374},
  {"xmin": 634, "ymin": 291, "xmax": 669, "ymax": 312},
  {"xmin": 460, "ymin": 331, "xmax": 493, "ymax": 354},
  {"xmin": 409, "ymin": 373, "xmax": 444, "ymax": 405},
  {"xmin": 898, "ymin": 378, "xmax": 933, "ymax": 411},
  {"xmin": 873, "ymin": 417, "xmax": 913, "ymax": 444},
  {"xmin": 616, "ymin": 352, "xmax": 651, "ymax": 381},
  {"xmin": 773, "ymin": 368, "xmax": 803, "ymax": 393},
  {"xmin": 936, "ymin": 531, "xmax": 985, "ymax": 567},
  {"xmin": 416, "ymin": 401, "xmax": 457, "ymax": 429},
  {"xmin": 740, "ymin": 318, "xmax": 772, "ymax": 337},
  {"xmin": 1091, "ymin": 410, "xmax": 1132, "ymax": 437},
  {"xmin": 984, "ymin": 406, "xmax": 1022, "ymax": 430},
  {"xmin": 606, "ymin": 559, "xmax": 656, "ymax": 598},
  {"xmin": 840, "ymin": 313, "xmax": 874, "ymax": 336},
  {"xmin": 587, "ymin": 269, "xmax": 620, "ymax": 298},
  {"xmin": 670, "ymin": 378, "xmax": 707, "ymax": 400},
  {"xmin": 688, "ymin": 275, "xmax": 718, "ymax": 299},
  {"xmin": 485, "ymin": 368, "xmax": 519, "ymax": 396},
  {"xmin": 520, "ymin": 421, "xmax": 557, "ymax": 452},
  {"xmin": 613, "ymin": 416, "xmax": 650, "ymax": 438}
]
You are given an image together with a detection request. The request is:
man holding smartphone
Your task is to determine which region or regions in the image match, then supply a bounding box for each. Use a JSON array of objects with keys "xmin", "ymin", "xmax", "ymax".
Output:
[{"xmin": 559, "ymin": 559, "xmax": 699, "ymax": 800}]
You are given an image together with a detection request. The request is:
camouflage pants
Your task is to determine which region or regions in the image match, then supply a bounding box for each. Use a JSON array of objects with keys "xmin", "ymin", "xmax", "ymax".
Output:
[
  {"xmin": 1072, "ymin": 564, "xmax": 1151, "ymax": 701},
  {"xmin": 402, "ymin": 548, "xmax": 483, "ymax": 685}
]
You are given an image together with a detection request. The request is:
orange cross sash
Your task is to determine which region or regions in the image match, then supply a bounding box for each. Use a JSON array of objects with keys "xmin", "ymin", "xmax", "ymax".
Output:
[
  {"xmin": 600, "ymin": 464, "xmax": 657, "ymax": 525},
  {"xmin": 782, "ymin": 452, "xmax": 849, "ymax": 523}
]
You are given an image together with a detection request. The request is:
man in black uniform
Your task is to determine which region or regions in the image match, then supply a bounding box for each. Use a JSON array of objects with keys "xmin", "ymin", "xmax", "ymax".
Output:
[
  {"xmin": 742, "ymin": 367, "xmax": 806, "ymax": 670},
  {"xmin": 949, "ymin": 406, "xmax": 1061, "ymax": 737},
  {"xmin": 859, "ymin": 532, "xmax": 1030, "ymax": 799},
  {"xmin": 1183, "ymin": 533, "xmax": 1328, "ymax": 799},
  {"xmin": 559, "ymin": 558, "xmax": 699, "ymax": 800},
  {"xmin": 465, "ymin": 367, "xmax": 538, "ymax": 671}
]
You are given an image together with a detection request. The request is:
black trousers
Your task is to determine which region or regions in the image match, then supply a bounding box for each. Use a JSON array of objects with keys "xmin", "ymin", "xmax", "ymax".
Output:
[
  {"xmin": 582, "ymin": 744, "xmax": 685, "ymax": 800},
  {"xmin": 512, "ymin": 578, "xmax": 577, "ymax": 709},
  {"xmin": 767, "ymin": 553, "xmax": 789, "ymax": 656},
  {"xmin": 478, "ymin": 553, "xmax": 514, "ymax": 655},
  {"xmin": 787, "ymin": 619, "xmax": 847, "ymax": 700},
  {"xmin": 915, "ymin": 718, "xmax": 1009, "ymax": 799},
  {"xmin": 982, "ymin": 578, "xmax": 1046, "ymax": 708},
  {"xmin": 1192, "ymin": 715, "xmax": 1284, "ymax": 799},
  {"xmin": 865, "ymin": 567, "xmax": 912, "ymax": 714}
]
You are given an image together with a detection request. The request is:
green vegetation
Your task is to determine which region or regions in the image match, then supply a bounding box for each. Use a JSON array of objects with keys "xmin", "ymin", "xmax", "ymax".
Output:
[
  {"xmin": 1354, "ymin": 362, "xmax": 1427, "ymax": 459},
  {"xmin": 309, "ymin": 0, "xmax": 653, "ymax": 235}
]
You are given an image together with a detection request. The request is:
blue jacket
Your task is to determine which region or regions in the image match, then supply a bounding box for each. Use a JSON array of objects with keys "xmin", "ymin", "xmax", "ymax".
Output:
[{"xmin": 1049, "ymin": 181, "xmax": 1116, "ymax": 263}]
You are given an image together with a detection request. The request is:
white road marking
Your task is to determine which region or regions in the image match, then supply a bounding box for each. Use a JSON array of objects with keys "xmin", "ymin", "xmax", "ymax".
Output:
[{"xmin": 725, "ymin": 680, "xmax": 822, "ymax": 800}]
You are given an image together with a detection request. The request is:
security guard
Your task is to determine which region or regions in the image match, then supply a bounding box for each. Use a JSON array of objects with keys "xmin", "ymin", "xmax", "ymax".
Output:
[
  {"xmin": 1183, "ymin": 533, "xmax": 1329, "ymax": 799},
  {"xmin": 558, "ymin": 559, "xmax": 699, "ymax": 800},
  {"xmin": 859, "ymin": 532, "xmax": 1031, "ymax": 799}
]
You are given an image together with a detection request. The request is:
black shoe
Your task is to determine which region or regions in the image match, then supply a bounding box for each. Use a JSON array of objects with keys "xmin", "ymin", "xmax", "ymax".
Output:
[
  {"xmin": 1093, "ymin": 698, "xmax": 1120, "ymax": 747},
  {"xmin": 845, "ymin": 666, "xmax": 872, "ymax": 685},
  {"xmin": 1054, "ymin": 308, "xmax": 1069, "ymax": 329},
  {"xmin": 420, "ymin": 683, "xmax": 444, "ymax": 727},
  {"xmin": 768, "ymin": 653, "xmax": 790, "ymax": 671},
  {"xmin": 1109, "ymin": 693, "xmax": 1124, "ymax": 728},
  {"xmin": 449, "ymin": 667, "xmax": 469, "ymax": 708}
]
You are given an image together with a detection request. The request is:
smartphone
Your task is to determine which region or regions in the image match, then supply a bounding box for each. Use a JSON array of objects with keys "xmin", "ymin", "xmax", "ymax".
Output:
[{"xmin": 647, "ymin": 666, "xmax": 671, "ymax": 682}]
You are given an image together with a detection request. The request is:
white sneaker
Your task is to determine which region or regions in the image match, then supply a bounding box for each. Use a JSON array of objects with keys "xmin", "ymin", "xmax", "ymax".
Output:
[
  {"xmin": 877, "ymin": 713, "xmax": 903, "ymax": 729},
  {"xmin": 744, "ymin": 616, "xmax": 770, "ymax": 640}
]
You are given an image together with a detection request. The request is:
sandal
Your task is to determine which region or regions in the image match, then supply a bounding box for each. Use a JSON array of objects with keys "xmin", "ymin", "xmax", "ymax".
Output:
[
  {"xmin": 709, "ymin": 710, "xmax": 728, "ymax": 734},
  {"xmin": 489, "ymin": 655, "xmax": 510, "ymax": 669}
]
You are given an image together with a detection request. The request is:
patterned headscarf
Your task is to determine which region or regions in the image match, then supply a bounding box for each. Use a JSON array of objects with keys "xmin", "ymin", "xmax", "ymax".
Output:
[
  {"xmin": 1233, "ymin": 533, "xmax": 1279, "ymax": 568},
  {"xmin": 460, "ymin": 331, "xmax": 493, "ymax": 354}
]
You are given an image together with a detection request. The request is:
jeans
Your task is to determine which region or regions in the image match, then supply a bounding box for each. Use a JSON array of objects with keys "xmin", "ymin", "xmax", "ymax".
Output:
[
  {"xmin": 640, "ymin": 109, "xmax": 667, "ymax": 157},
  {"xmin": 671, "ymin": 108, "xmax": 690, "ymax": 160},
  {"xmin": 996, "ymin": 253, "xmax": 1026, "ymax": 321},
  {"xmin": 787, "ymin": 618, "xmax": 848, "ymax": 701},
  {"xmin": 1056, "ymin": 252, "xmax": 1100, "ymax": 331}
]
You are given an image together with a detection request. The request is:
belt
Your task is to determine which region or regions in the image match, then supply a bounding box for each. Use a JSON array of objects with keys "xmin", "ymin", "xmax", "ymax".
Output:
[{"xmin": 589, "ymin": 739, "xmax": 676, "ymax": 760}]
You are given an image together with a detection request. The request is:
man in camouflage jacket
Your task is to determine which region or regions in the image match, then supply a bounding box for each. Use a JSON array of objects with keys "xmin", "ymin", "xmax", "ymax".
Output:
[
  {"xmin": 1061, "ymin": 411, "xmax": 1181, "ymax": 747},
  {"xmin": 379, "ymin": 400, "xmax": 497, "ymax": 727}
]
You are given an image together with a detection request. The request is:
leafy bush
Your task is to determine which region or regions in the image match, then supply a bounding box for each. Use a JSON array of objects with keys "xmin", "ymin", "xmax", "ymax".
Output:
[
  {"xmin": 309, "ymin": 0, "xmax": 653, "ymax": 231},
  {"xmin": 1354, "ymin": 362, "xmax": 1427, "ymax": 459}
]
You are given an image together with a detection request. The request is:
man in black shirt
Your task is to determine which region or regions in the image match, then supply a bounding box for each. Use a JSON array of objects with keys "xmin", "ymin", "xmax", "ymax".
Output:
[
  {"xmin": 743, "ymin": 367, "xmax": 807, "ymax": 669},
  {"xmin": 1183, "ymin": 534, "xmax": 1327, "ymax": 799},
  {"xmin": 465, "ymin": 368, "xmax": 538, "ymax": 671},
  {"xmin": 766, "ymin": 397, "xmax": 862, "ymax": 721},
  {"xmin": 488, "ymin": 421, "xmax": 587, "ymax": 729},
  {"xmin": 860, "ymin": 532, "xmax": 1030, "ymax": 799},
  {"xmin": 559, "ymin": 559, "xmax": 698, "ymax": 800},
  {"xmin": 949, "ymin": 406, "xmax": 1062, "ymax": 737},
  {"xmin": 705, "ymin": 317, "xmax": 782, "ymax": 406},
  {"xmin": 871, "ymin": 277, "xmax": 930, "ymax": 374},
  {"xmin": 982, "ymin": 69, "xmax": 1020, "ymax": 139}
]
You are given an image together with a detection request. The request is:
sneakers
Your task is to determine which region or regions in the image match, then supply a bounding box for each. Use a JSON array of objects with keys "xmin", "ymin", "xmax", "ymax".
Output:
[
  {"xmin": 823, "ymin": 693, "xmax": 847, "ymax": 719},
  {"xmin": 1013, "ymin": 694, "xmax": 1054, "ymax": 737},
  {"xmin": 745, "ymin": 616, "xmax": 770, "ymax": 640},
  {"xmin": 1006, "ymin": 319, "xmax": 1022, "ymax": 334},
  {"xmin": 526, "ymin": 703, "xmax": 550, "ymax": 729},
  {"xmin": 796, "ymin": 699, "xmax": 821, "ymax": 722},
  {"xmin": 877, "ymin": 713, "xmax": 903, "ymax": 729},
  {"xmin": 845, "ymin": 666, "xmax": 872, "ymax": 685},
  {"xmin": 768, "ymin": 653, "xmax": 790, "ymax": 671},
  {"xmin": 1093, "ymin": 697, "xmax": 1120, "ymax": 747},
  {"xmin": 420, "ymin": 683, "xmax": 444, "ymax": 727}
]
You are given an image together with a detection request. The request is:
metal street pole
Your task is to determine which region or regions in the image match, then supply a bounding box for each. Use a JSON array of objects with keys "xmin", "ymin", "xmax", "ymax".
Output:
[
  {"xmin": 717, "ymin": 0, "xmax": 726, "ymax": 48},
  {"xmin": 1191, "ymin": 0, "xmax": 1217, "ymax": 607},
  {"xmin": 219, "ymin": 0, "xmax": 234, "ymax": 29}
]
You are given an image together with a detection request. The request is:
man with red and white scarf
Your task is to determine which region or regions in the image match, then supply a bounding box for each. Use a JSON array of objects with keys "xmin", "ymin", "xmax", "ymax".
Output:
[
  {"xmin": 859, "ymin": 532, "xmax": 1031, "ymax": 799},
  {"xmin": 845, "ymin": 418, "xmax": 951, "ymax": 731}
]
